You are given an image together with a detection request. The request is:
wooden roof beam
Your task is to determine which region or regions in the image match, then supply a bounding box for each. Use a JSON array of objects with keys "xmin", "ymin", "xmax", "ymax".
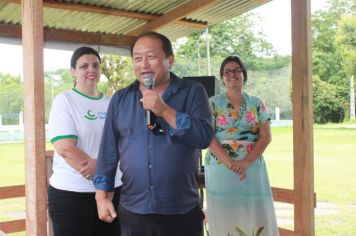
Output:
[
  {"xmin": 0, "ymin": 0, "xmax": 207, "ymax": 29},
  {"xmin": 44, "ymin": 28, "xmax": 137, "ymax": 47},
  {"xmin": 126, "ymin": 0, "xmax": 220, "ymax": 36},
  {"xmin": 0, "ymin": 23, "xmax": 136, "ymax": 46}
]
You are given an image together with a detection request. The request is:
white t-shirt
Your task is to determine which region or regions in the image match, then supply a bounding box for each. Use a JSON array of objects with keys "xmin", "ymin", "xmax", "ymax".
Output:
[{"xmin": 48, "ymin": 88, "xmax": 122, "ymax": 192}]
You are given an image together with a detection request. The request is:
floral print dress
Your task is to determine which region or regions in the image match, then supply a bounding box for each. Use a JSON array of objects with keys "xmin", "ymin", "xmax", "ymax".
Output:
[{"xmin": 205, "ymin": 92, "xmax": 279, "ymax": 236}]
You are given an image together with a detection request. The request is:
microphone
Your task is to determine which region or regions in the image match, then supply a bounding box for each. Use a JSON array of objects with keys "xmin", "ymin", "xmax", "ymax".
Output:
[
  {"xmin": 144, "ymin": 77, "xmax": 154, "ymax": 90},
  {"xmin": 143, "ymin": 77, "xmax": 155, "ymax": 128}
]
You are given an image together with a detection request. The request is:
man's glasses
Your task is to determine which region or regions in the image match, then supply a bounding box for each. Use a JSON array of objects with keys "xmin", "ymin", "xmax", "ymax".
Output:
[
  {"xmin": 223, "ymin": 68, "xmax": 244, "ymax": 76},
  {"xmin": 146, "ymin": 113, "xmax": 166, "ymax": 136},
  {"xmin": 148, "ymin": 121, "xmax": 165, "ymax": 135}
]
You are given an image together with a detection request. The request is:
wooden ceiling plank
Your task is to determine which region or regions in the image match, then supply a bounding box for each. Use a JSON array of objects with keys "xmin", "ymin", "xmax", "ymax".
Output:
[{"xmin": 126, "ymin": 0, "xmax": 220, "ymax": 36}]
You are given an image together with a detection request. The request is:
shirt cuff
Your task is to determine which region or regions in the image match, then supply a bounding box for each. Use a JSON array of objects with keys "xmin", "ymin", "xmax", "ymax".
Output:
[
  {"xmin": 168, "ymin": 111, "xmax": 191, "ymax": 136},
  {"xmin": 93, "ymin": 175, "xmax": 115, "ymax": 192}
]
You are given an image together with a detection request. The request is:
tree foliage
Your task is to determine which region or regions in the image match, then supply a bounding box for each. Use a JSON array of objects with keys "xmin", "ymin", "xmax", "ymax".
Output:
[
  {"xmin": 311, "ymin": 0, "xmax": 354, "ymax": 84},
  {"xmin": 100, "ymin": 55, "xmax": 135, "ymax": 95},
  {"xmin": 174, "ymin": 12, "xmax": 289, "ymax": 74},
  {"xmin": 44, "ymin": 68, "xmax": 73, "ymax": 122},
  {"xmin": 336, "ymin": 15, "xmax": 356, "ymax": 77},
  {"xmin": 176, "ymin": 13, "xmax": 276, "ymax": 60},
  {"xmin": 0, "ymin": 74, "xmax": 23, "ymax": 125},
  {"xmin": 311, "ymin": 0, "xmax": 355, "ymax": 122},
  {"xmin": 313, "ymin": 76, "xmax": 347, "ymax": 123},
  {"xmin": 173, "ymin": 11, "xmax": 292, "ymax": 119},
  {"xmin": 245, "ymin": 65, "xmax": 292, "ymax": 120}
]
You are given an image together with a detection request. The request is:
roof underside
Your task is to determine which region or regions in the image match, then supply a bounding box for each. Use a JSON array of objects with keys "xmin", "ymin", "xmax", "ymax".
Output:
[{"xmin": 0, "ymin": 0, "xmax": 271, "ymax": 47}]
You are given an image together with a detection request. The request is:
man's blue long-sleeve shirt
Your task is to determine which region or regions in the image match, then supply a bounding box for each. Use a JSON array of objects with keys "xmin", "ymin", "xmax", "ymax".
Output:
[{"xmin": 93, "ymin": 73, "xmax": 213, "ymax": 215}]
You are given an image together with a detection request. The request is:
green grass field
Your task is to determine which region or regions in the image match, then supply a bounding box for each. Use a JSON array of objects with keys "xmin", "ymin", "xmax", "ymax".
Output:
[
  {"xmin": 1, "ymin": 126, "xmax": 356, "ymax": 235},
  {"xmin": 265, "ymin": 127, "xmax": 356, "ymax": 235}
]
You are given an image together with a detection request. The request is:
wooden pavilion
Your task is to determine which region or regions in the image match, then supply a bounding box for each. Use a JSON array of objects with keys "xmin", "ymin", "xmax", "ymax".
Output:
[{"xmin": 0, "ymin": 0, "xmax": 314, "ymax": 235}]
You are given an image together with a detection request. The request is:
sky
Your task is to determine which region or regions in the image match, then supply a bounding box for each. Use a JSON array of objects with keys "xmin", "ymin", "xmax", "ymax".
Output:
[
  {"xmin": 252, "ymin": 0, "xmax": 328, "ymax": 55},
  {"xmin": 0, "ymin": 0, "xmax": 328, "ymax": 76}
]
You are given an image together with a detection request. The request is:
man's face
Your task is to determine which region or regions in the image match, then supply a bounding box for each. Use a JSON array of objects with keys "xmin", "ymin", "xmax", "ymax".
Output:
[{"xmin": 132, "ymin": 36, "xmax": 174, "ymax": 86}]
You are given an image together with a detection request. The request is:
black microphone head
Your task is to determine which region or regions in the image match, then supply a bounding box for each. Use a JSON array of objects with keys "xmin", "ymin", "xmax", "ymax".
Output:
[{"xmin": 143, "ymin": 77, "xmax": 154, "ymax": 89}]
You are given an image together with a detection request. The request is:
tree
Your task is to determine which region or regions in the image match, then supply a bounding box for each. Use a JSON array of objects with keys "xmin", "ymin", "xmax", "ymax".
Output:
[
  {"xmin": 336, "ymin": 15, "xmax": 356, "ymax": 117},
  {"xmin": 173, "ymin": 12, "xmax": 292, "ymax": 119},
  {"xmin": 245, "ymin": 65, "xmax": 292, "ymax": 120},
  {"xmin": 173, "ymin": 12, "xmax": 290, "ymax": 79},
  {"xmin": 44, "ymin": 68, "xmax": 74, "ymax": 122},
  {"xmin": 176, "ymin": 13, "xmax": 276, "ymax": 60},
  {"xmin": 311, "ymin": 0, "xmax": 355, "ymax": 122},
  {"xmin": 313, "ymin": 76, "xmax": 346, "ymax": 123},
  {"xmin": 0, "ymin": 74, "xmax": 23, "ymax": 125},
  {"xmin": 100, "ymin": 54, "xmax": 135, "ymax": 95},
  {"xmin": 312, "ymin": 0, "xmax": 354, "ymax": 84},
  {"xmin": 336, "ymin": 15, "xmax": 356, "ymax": 78}
]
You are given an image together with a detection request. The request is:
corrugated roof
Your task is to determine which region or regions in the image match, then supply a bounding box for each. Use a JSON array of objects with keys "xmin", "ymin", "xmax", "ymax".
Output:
[{"xmin": 0, "ymin": 0, "xmax": 272, "ymax": 45}]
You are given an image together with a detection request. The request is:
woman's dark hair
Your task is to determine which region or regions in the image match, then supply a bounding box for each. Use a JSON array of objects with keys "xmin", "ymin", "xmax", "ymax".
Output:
[
  {"xmin": 220, "ymin": 56, "xmax": 248, "ymax": 84},
  {"xmin": 70, "ymin": 47, "xmax": 101, "ymax": 69},
  {"xmin": 130, "ymin": 31, "xmax": 173, "ymax": 58}
]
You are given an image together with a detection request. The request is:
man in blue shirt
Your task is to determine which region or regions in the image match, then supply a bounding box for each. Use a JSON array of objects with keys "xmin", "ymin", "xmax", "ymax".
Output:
[{"xmin": 94, "ymin": 31, "xmax": 213, "ymax": 236}]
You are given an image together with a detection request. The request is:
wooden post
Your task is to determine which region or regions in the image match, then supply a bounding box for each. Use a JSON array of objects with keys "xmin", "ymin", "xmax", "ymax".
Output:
[
  {"xmin": 291, "ymin": 0, "xmax": 315, "ymax": 235},
  {"xmin": 22, "ymin": 0, "xmax": 47, "ymax": 235}
]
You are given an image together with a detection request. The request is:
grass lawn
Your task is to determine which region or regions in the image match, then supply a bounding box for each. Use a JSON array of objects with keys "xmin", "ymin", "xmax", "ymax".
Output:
[
  {"xmin": 266, "ymin": 127, "xmax": 356, "ymax": 203},
  {"xmin": 265, "ymin": 127, "xmax": 356, "ymax": 235},
  {"xmin": 1, "ymin": 126, "xmax": 356, "ymax": 235}
]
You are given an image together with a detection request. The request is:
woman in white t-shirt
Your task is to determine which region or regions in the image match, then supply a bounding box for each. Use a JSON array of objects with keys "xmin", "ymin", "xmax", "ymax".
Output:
[{"xmin": 48, "ymin": 47, "xmax": 122, "ymax": 236}]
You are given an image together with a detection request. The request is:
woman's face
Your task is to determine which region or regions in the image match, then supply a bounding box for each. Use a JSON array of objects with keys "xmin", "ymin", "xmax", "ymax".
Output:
[
  {"xmin": 222, "ymin": 61, "xmax": 244, "ymax": 90},
  {"xmin": 71, "ymin": 54, "xmax": 101, "ymax": 90}
]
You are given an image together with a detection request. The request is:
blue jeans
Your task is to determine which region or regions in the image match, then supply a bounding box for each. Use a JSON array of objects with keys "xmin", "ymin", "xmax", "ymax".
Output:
[
  {"xmin": 119, "ymin": 205, "xmax": 204, "ymax": 236},
  {"xmin": 48, "ymin": 185, "xmax": 121, "ymax": 236}
]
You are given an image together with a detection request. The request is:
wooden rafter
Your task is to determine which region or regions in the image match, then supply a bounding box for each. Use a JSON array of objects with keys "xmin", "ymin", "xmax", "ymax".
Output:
[
  {"xmin": 0, "ymin": 0, "xmax": 207, "ymax": 29},
  {"xmin": 126, "ymin": 0, "xmax": 220, "ymax": 36}
]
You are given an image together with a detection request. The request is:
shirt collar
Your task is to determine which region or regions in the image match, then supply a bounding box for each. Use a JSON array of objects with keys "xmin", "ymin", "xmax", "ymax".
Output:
[{"xmin": 162, "ymin": 72, "xmax": 186, "ymax": 100}]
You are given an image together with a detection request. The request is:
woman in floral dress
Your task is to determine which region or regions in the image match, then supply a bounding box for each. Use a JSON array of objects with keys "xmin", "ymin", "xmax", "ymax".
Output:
[{"xmin": 205, "ymin": 56, "xmax": 279, "ymax": 236}]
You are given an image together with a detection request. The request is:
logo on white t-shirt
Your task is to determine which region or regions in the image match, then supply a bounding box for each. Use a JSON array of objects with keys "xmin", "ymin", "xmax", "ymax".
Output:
[{"xmin": 84, "ymin": 110, "xmax": 106, "ymax": 120}]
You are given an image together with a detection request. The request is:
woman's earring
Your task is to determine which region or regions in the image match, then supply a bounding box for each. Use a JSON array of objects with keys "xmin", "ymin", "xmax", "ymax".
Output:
[{"xmin": 73, "ymin": 78, "xmax": 77, "ymax": 88}]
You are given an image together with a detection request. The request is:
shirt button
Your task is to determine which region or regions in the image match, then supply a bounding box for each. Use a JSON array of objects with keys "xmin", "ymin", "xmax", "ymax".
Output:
[
  {"xmin": 148, "ymin": 145, "xmax": 152, "ymax": 149},
  {"xmin": 149, "ymin": 186, "xmax": 154, "ymax": 190},
  {"xmin": 148, "ymin": 164, "xmax": 152, "ymax": 169}
]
